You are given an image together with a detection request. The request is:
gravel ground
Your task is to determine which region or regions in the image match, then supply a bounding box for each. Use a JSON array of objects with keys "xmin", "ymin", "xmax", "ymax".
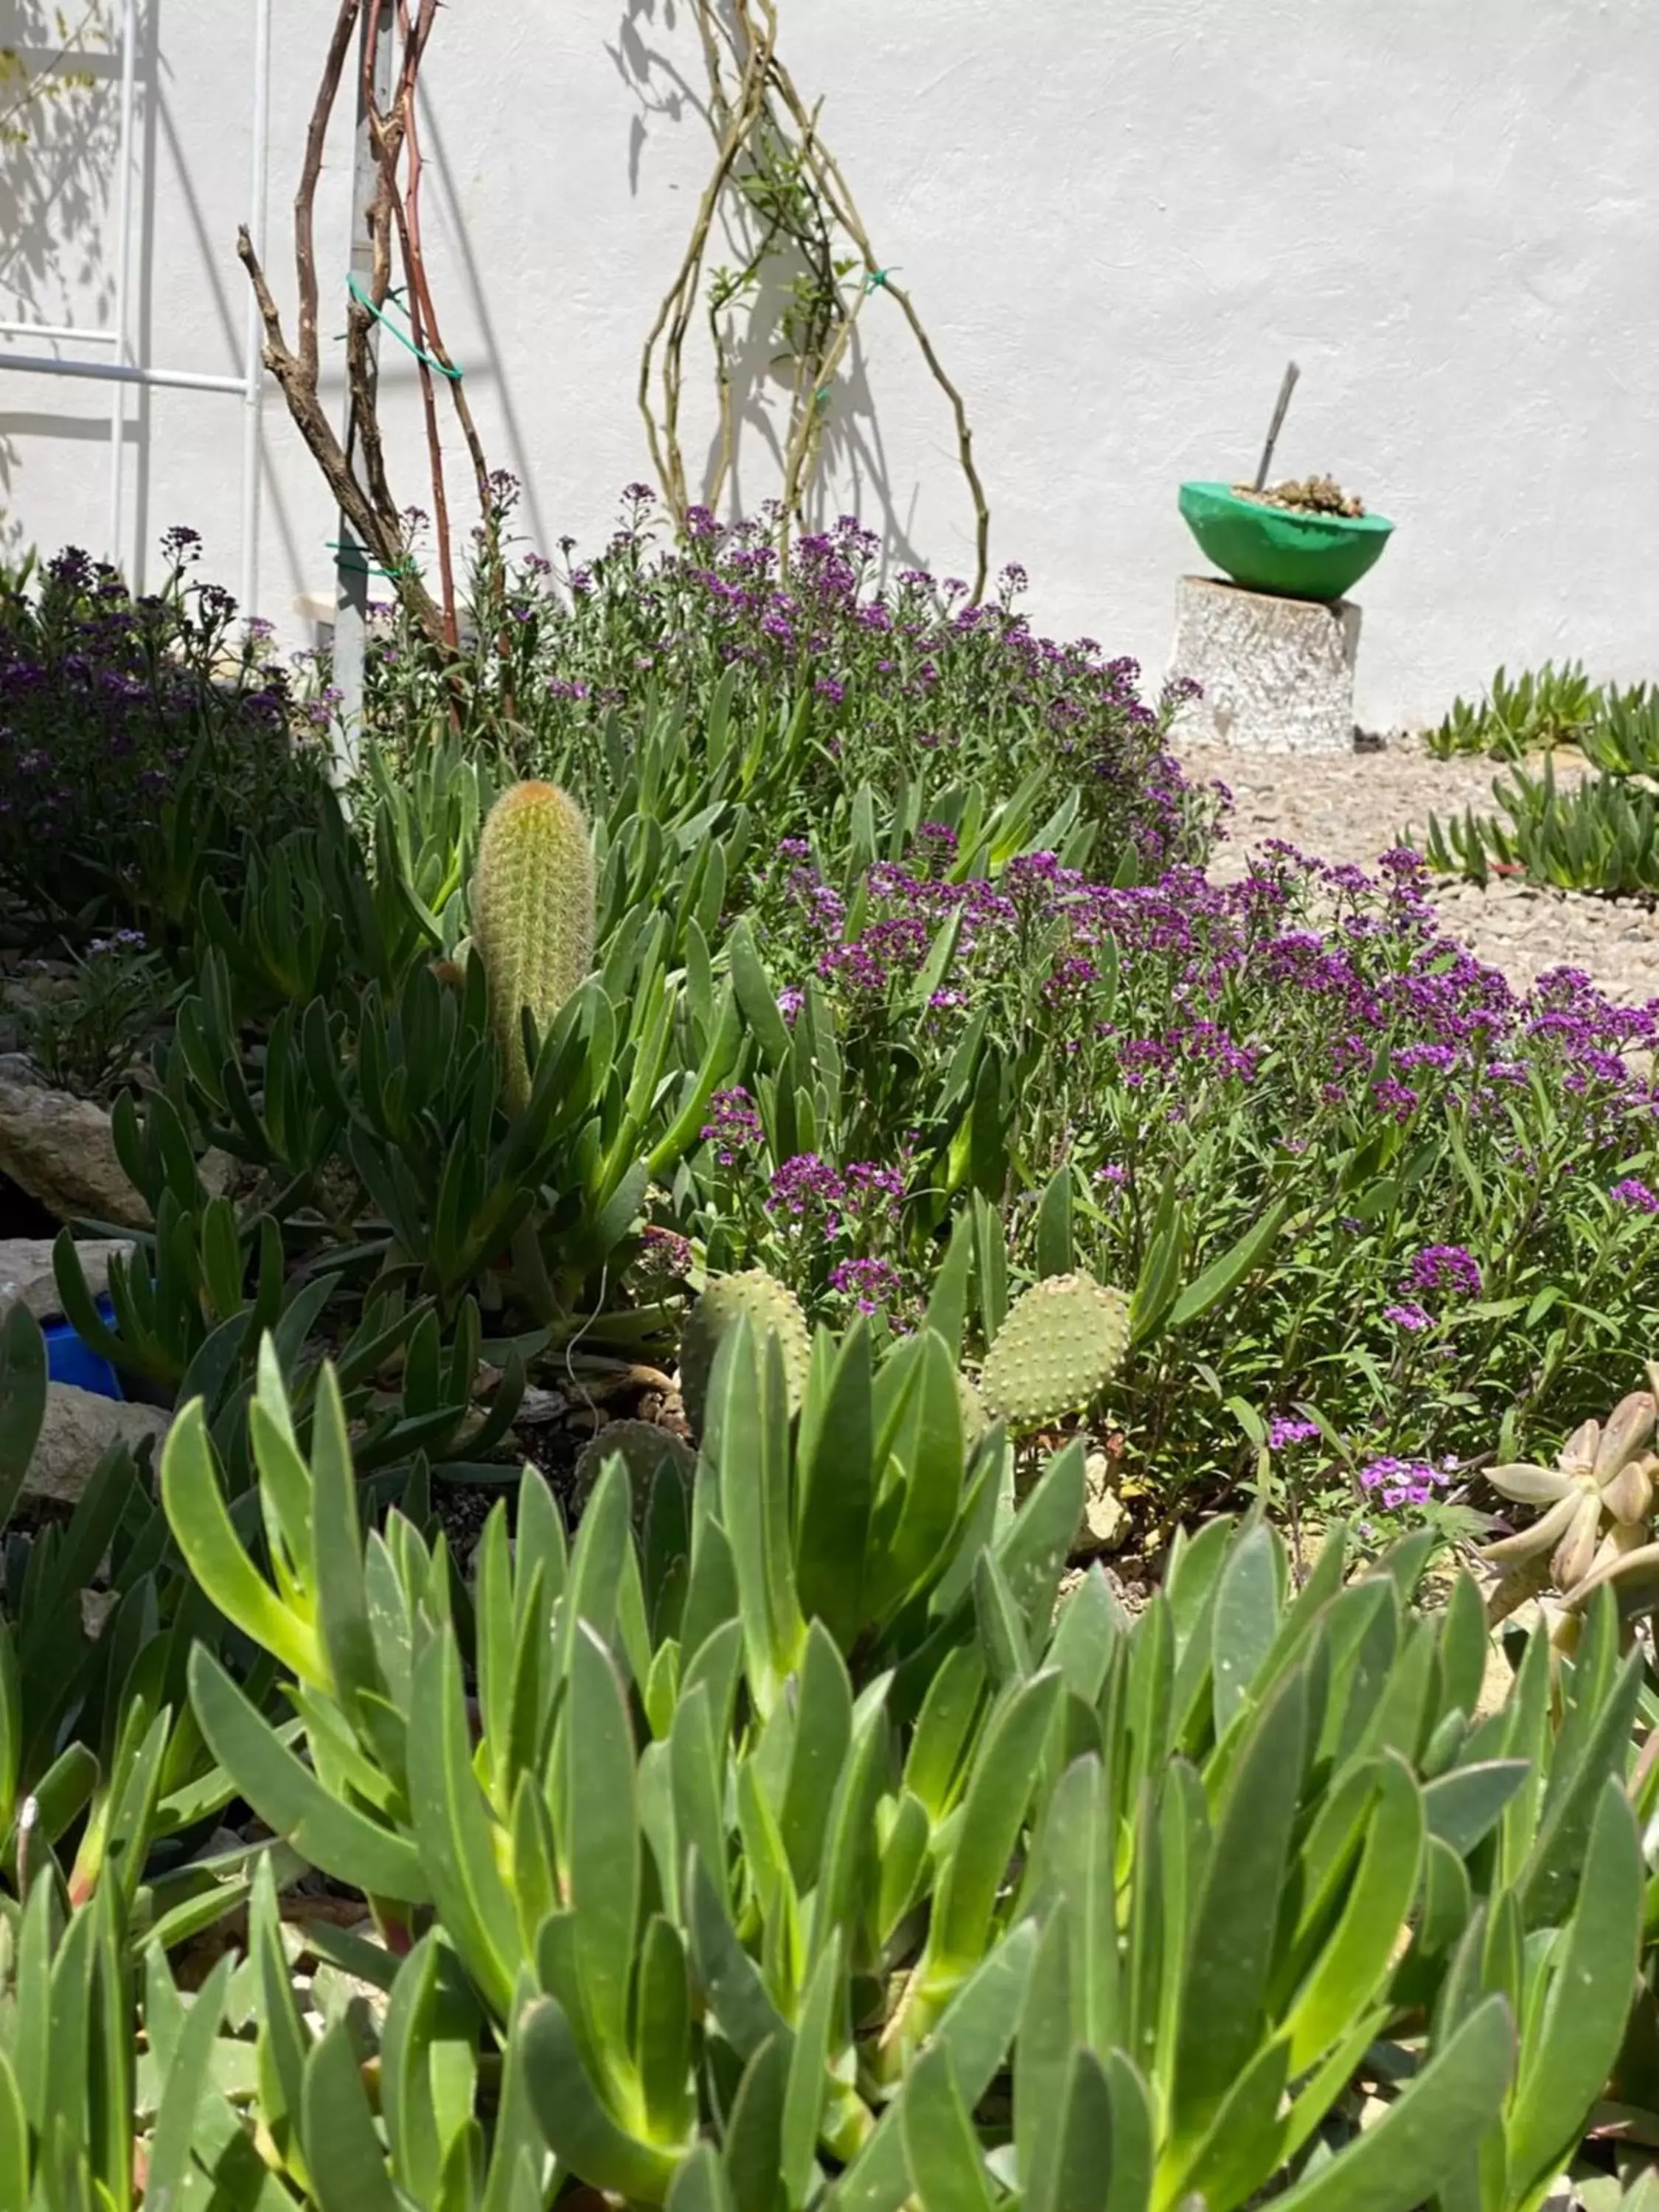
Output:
[{"xmin": 1177, "ymin": 736, "xmax": 1659, "ymax": 1007}]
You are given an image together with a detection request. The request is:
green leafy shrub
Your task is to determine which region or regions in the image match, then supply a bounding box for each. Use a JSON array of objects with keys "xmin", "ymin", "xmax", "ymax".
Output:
[
  {"xmin": 0, "ymin": 1255, "xmax": 1652, "ymax": 2203},
  {"xmin": 1581, "ymin": 681, "xmax": 1659, "ymax": 777},
  {"xmin": 6, "ymin": 928, "xmax": 168, "ymax": 1101},
  {"xmin": 52, "ymin": 723, "xmax": 746, "ymax": 1411},
  {"xmin": 1426, "ymin": 658, "xmax": 1659, "ymax": 778}
]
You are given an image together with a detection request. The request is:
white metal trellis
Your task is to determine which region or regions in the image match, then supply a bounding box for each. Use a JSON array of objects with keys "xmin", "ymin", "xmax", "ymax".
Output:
[{"xmin": 0, "ymin": 0, "xmax": 273, "ymax": 621}]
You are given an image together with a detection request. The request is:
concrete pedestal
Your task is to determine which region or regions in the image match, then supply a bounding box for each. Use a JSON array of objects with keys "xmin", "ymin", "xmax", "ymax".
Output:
[{"xmin": 1166, "ymin": 574, "xmax": 1360, "ymax": 754}]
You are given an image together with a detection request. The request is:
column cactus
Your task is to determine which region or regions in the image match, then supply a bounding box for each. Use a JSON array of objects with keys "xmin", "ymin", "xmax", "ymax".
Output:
[{"xmin": 471, "ymin": 779, "xmax": 597, "ymax": 1109}]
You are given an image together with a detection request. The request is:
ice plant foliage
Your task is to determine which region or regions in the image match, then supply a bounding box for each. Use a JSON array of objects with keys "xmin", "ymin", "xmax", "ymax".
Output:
[{"xmin": 116, "ymin": 1318, "xmax": 1653, "ymax": 2211}]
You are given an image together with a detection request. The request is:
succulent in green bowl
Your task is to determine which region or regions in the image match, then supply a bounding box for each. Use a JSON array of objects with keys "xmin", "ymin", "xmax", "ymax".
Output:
[{"xmin": 1178, "ymin": 479, "xmax": 1394, "ymax": 602}]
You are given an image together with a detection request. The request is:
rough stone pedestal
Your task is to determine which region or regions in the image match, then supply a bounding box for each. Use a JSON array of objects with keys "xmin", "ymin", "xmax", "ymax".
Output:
[{"xmin": 1167, "ymin": 574, "xmax": 1360, "ymax": 754}]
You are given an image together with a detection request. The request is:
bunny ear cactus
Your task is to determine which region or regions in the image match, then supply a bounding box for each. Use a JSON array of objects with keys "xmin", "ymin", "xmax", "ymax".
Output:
[
  {"xmin": 678, "ymin": 1267, "xmax": 811, "ymax": 1436},
  {"xmin": 471, "ymin": 778, "xmax": 597, "ymax": 1109},
  {"xmin": 574, "ymin": 1417, "xmax": 697, "ymax": 1500},
  {"xmin": 980, "ymin": 1273, "xmax": 1130, "ymax": 1432}
]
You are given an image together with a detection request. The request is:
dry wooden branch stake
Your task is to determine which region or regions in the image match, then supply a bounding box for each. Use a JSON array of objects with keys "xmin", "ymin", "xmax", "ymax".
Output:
[
  {"xmin": 640, "ymin": 0, "xmax": 990, "ymax": 600},
  {"xmin": 1252, "ymin": 360, "xmax": 1301, "ymax": 493},
  {"xmin": 237, "ymin": 0, "xmax": 499, "ymax": 658}
]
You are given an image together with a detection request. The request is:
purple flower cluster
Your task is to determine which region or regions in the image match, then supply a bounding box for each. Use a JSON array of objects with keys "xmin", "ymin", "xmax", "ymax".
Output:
[
  {"xmin": 1383, "ymin": 1302, "xmax": 1434, "ymax": 1334},
  {"xmin": 700, "ymin": 1088, "xmax": 762, "ymax": 1165},
  {"xmin": 1267, "ymin": 1415, "xmax": 1321, "ymax": 1448},
  {"xmin": 740, "ymin": 830, "xmax": 1658, "ymax": 1475},
  {"xmin": 830, "ymin": 1255, "xmax": 902, "ymax": 1313},
  {"xmin": 777, "ymin": 837, "xmax": 1659, "ymax": 1180},
  {"xmin": 768, "ymin": 1152, "xmax": 846, "ymax": 1224},
  {"xmin": 1405, "ymin": 1245, "xmax": 1484, "ymax": 1299},
  {"xmin": 636, "ymin": 1225, "xmax": 693, "ymax": 1285},
  {"xmin": 1358, "ymin": 1456, "xmax": 1452, "ymax": 1509},
  {"xmin": 765, "ymin": 1153, "xmax": 907, "ymax": 1237}
]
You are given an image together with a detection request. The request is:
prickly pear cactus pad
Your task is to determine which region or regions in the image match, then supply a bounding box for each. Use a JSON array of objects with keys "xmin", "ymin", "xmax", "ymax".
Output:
[
  {"xmin": 573, "ymin": 1417, "xmax": 696, "ymax": 1501},
  {"xmin": 957, "ymin": 1371, "xmax": 990, "ymax": 1449},
  {"xmin": 471, "ymin": 779, "xmax": 597, "ymax": 1109},
  {"xmin": 980, "ymin": 1272, "xmax": 1130, "ymax": 1430},
  {"xmin": 678, "ymin": 1267, "xmax": 811, "ymax": 1436}
]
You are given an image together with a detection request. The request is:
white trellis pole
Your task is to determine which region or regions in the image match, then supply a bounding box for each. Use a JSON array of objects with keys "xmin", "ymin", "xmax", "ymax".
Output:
[
  {"xmin": 0, "ymin": 0, "xmax": 275, "ymax": 620},
  {"xmin": 327, "ymin": 1, "xmax": 394, "ymax": 785}
]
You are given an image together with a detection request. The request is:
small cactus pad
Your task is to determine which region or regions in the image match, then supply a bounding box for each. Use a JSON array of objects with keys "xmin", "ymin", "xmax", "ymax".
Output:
[
  {"xmin": 980, "ymin": 1273, "xmax": 1130, "ymax": 1431},
  {"xmin": 957, "ymin": 1372, "xmax": 990, "ymax": 1450},
  {"xmin": 574, "ymin": 1418, "xmax": 696, "ymax": 1504},
  {"xmin": 679, "ymin": 1268, "xmax": 811, "ymax": 1437},
  {"xmin": 472, "ymin": 780, "xmax": 597, "ymax": 1110}
]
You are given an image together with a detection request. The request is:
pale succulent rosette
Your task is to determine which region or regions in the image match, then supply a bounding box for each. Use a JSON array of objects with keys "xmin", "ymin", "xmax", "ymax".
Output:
[{"xmin": 1481, "ymin": 1371, "xmax": 1659, "ymax": 1621}]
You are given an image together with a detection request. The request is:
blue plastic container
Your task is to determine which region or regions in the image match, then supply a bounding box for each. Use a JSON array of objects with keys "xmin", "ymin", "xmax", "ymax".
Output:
[{"xmin": 43, "ymin": 1296, "xmax": 124, "ymax": 1400}]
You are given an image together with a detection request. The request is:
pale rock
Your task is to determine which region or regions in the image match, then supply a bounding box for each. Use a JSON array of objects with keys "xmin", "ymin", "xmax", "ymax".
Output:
[
  {"xmin": 0, "ymin": 1235, "xmax": 134, "ymax": 1321},
  {"xmin": 513, "ymin": 1384, "xmax": 569, "ymax": 1425},
  {"xmin": 0, "ymin": 1075, "xmax": 237, "ymax": 1231},
  {"xmin": 1076, "ymin": 1450, "xmax": 1128, "ymax": 1555},
  {"xmin": 25, "ymin": 1382, "xmax": 169, "ymax": 1503},
  {"xmin": 0, "ymin": 1079, "xmax": 151, "ymax": 1228},
  {"xmin": 79, "ymin": 1587, "xmax": 117, "ymax": 1637}
]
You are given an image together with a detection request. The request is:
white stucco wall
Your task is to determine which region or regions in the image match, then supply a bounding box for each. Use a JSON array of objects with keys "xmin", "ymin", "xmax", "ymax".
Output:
[{"xmin": 0, "ymin": 0, "xmax": 1655, "ymax": 728}]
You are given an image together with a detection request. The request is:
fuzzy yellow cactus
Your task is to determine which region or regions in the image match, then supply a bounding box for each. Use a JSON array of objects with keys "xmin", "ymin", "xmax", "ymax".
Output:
[{"xmin": 471, "ymin": 780, "xmax": 597, "ymax": 1109}]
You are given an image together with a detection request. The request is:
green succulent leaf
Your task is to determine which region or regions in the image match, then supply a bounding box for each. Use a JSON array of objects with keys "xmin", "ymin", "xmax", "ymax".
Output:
[
  {"xmin": 567, "ymin": 1618, "xmax": 644, "ymax": 2073},
  {"xmin": 187, "ymin": 1643, "xmax": 427, "ymax": 1903},
  {"xmin": 900, "ymin": 2041, "xmax": 997, "ymax": 2212},
  {"xmin": 300, "ymin": 2014, "xmax": 404, "ymax": 2212},
  {"xmin": 1283, "ymin": 1749, "xmax": 1423, "ymax": 2076},
  {"xmin": 1169, "ymin": 1662, "xmax": 1307, "ymax": 2150},
  {"xmin": 163, "ymin": 1399, "xmax": 324, "ymax": 1686},
  {"xmin": 520, "ymin": 1994, "xmax": 681, "ymax": 2203},
  {"xmin": 1506, "ymin": 1776, "xmax": 1643, "ymax": 2199},
  {"xmin": 1266, "ymin": 1994, "xmax": 1514, "ymax": 2212},
  {"xmin": 925, "ymin": 1671, "xmax": 1062, "ymax": 1997},
  {"xmin": 833, "ymin": 1922, "xmax": 1037, "ymax": 2212},
  {"xmin": 0, "ymin": 1301, "xmax": 46, "ymax": 1532},
  {"xmin": 1422, "ymin": 1760, "xmax": 1531, "ymax": 1857}
]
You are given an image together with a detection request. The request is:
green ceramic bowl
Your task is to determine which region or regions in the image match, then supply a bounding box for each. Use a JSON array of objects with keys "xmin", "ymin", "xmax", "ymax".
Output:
[{"xmin": 1178, "ymin": 480, "xmax": 1394, "ymax": 602}]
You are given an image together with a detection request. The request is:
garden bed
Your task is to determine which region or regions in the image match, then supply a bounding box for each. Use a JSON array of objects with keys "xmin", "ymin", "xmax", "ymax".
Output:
[{"xmin": 0, "ymin": 509, "xmax": 1654, "ymax": 2211}]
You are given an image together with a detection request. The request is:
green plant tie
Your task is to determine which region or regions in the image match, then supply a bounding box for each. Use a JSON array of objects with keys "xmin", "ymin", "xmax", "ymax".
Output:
[
  {"xmin": 862, "ymin": 265, "xmax": 898, "ymax": 296},
  {"xmin": 345, "ymin": 272, "xmax": 464, "ymax": 380},
  {"xmin": 325, "ymin": 539, "xmax": 417, "ymax": 580}
]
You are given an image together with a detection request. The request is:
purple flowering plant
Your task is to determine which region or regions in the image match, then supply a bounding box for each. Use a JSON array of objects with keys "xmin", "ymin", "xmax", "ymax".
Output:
[
  {"xmin": 357, "ymin": 488, "xmax": 1220, "ymax": 877},
  {"xmin": 0, "ymin": 535, "xmax": 321, "ymax": 947},
  {"xmin": 716, "ymin": 832, "xmax": 1659, "ymax": 1496}
]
